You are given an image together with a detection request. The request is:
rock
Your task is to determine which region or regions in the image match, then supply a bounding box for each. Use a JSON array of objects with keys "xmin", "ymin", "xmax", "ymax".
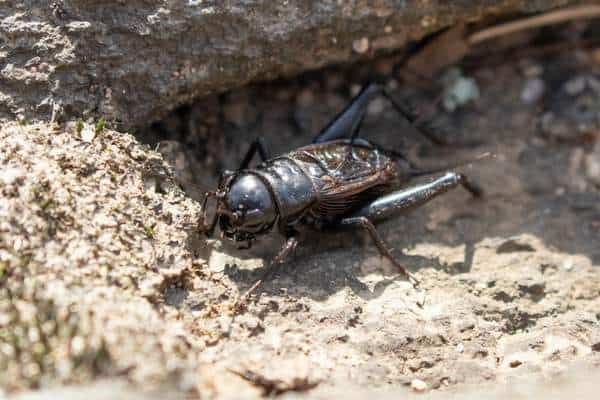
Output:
[
  {"xmin": 411, "ymin": 378, "xmax": 428, "ymax": 392},
  {"xmin": 441, "ymin": 68, "xmax": 480, "ymax": 112},
  {"xmin": 521, "ymin": 78, "xmax": 546, "ymax": 104},
  {"xmin": 564, "ymin": 76, "xmax": 587, "ymax": 96},
  {"xmin": 0, "ymin": 1, "xmax": 583, "ymax": 129},
  {"xmin": 0, "ymin": 121, "xmax": 203, "ymax": 392},
  {"xmin": 353, "ymin": 37, "xmax": 370, "ymax": 54},
  {"xmin": 79, "ymin": 125, "xmax": 95, "ymax": 143}
]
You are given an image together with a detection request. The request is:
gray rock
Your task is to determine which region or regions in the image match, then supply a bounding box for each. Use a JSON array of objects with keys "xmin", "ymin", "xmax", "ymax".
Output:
[{"xmin": 0, "ymin": 1, "xmax": 584, "ymax": 129}]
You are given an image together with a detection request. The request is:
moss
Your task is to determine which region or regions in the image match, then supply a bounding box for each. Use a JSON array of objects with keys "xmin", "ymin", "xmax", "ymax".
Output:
[
  {"xmin": 95, "ymin": 118, "xmax": 106, "ymax": 133},
  {"xmin": 40, "ymin": 198, "xmax": 53, "ymax": 211},
  {"xmin": 143, "ymin": 224, "xmax": 155, "ymax": 238},
  {"xmin": 76, "ymin": 119, "xmax": 84, "ymax": 135}
]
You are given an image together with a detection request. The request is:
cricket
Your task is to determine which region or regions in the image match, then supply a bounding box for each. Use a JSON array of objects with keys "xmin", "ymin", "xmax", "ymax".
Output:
[{"xmin": 201, "ymin": 83, "xmax": 487, "ymax": 300}]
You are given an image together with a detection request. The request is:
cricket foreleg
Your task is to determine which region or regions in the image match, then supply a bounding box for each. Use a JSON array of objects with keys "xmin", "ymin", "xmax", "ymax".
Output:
[
  {"xmin": 201, "ymin": 191, "xmax": 220, "ymax": 237},
  {"xmin": 238, "ymin": 235, "xmax": 299, "ymax": 302}
]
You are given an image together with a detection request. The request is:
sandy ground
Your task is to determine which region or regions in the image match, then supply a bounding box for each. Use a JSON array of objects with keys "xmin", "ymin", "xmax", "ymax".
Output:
[{"xmin": 1, "ymin": 45, "xmax": 599, "ymax": 398}]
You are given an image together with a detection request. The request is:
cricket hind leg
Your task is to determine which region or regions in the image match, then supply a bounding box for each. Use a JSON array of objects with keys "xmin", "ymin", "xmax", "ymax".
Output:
[
  {"xmin": 334, "ymin": 172, "xmax": 482, "ymax": 284},
  {"xmin": 337, "ymin": 216, "xmax": 419, "ymax": 286},
  {"xmin": 312, "ymin": 82, "xmax": 449, "ymax": 145},
  {"xmin": 351, "ymin": 172, "xmax": 482, "ymax": 224}
]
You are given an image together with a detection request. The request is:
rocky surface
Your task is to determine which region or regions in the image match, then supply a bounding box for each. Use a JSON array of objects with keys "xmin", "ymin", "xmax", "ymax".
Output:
[
  {"xmin": 2, "ymin": 38, "xmax": 600, "ymax": 398},
  {"xmin": 0, "ymin": 0, "xmax": 590, "ymax": 129}
]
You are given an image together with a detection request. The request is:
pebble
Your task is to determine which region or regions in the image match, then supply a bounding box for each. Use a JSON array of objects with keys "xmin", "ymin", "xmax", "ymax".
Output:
[
  {"xmin": 521, "ymin": 78, "xmax": 545, "ymax": 104},
  {"xmin": 441, "ymin": 68, "xmax": 479, "ymax": 112},
  {"xmin": 80, "ymin": 125, "xmax": 96, "ymax": 143},
  {"xmin": 353, "ymin": 37, "xmax": 370, "ymax": 54},
  {"xmin": 563, "ymin": 76, "xmax": 586, "ymax": 96},
  {"xmin": 509, "ymin": 360, "xmax": 523, "ymax": 368},
  {"xmin": 521, "ymin": 63, "xmax": 544, "ymax": 78},
  {"xmin": 367, "ymin": 97, "xmax": 386, "ymax": 117},
  {"xmin": 562, "ymin": 259, "xmax": 574, "ymax": 271},
  {"xmin": 411, "ymin": 378, "xmax": 428, "ymax": 392}
]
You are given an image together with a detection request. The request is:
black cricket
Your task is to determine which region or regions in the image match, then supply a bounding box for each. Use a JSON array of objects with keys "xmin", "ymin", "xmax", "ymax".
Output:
[{"xmin": 201, "ymin": 83, "xmax": 484, "ymax": 299}]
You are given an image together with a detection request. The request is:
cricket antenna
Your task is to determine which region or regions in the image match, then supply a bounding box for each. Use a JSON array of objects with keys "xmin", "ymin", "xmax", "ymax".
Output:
[{"xmin": 410, "ymin": 152, "xmax": 493, "ymax": 177}]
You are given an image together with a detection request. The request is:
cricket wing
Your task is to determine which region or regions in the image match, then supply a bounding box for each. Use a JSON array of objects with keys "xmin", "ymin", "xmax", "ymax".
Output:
[{"xmin": 315, "ymin": 166, "xmax": 393, "ymax": 217}]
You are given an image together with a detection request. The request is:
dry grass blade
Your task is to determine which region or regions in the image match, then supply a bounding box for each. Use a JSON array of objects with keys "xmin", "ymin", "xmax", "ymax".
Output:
[{"xmin": 468, "ymin": 5, "xmax": 600, "ymax": 45}]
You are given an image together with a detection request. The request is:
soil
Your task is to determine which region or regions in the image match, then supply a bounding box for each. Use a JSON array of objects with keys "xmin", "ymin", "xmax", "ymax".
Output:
[{"xmin": 2, "ymin": 39, "xmax": 600, "ymax": 399}]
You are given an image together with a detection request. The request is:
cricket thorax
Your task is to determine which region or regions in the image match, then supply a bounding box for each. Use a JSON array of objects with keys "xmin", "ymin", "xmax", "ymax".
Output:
[{"xmin": 248, "ymin": 157, "xmax": 317, "ymax": 223}]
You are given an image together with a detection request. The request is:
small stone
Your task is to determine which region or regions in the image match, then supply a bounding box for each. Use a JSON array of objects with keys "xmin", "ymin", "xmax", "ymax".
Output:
[
  {"xmin": 456, "ymin": 343, "xmax": 464, "ymax": 353},
  {"xmin": 80, "ymin": 125, "xmax": 95, "ymax": 143},
  {"xmin": 521, "ymin": 78, "xmax": 545, "ymax": 104},
  {"xmin": 411, "ymin": 378, "xmax": 428, "ymax": 392},
  {"xmin": 563, "ymin": 76, "xmax": 586, "ymax": 96},
  {"xmin": 367, "ymin": 97, "xmax": 386, "ymax": 116},
  {"xmin": 563, "ymin": 259, "xmax": 574, "ymax": 271},
  {"xmin": 352, "ymin": 37, "xmax": 369, "ymax": 54},
  {"xmin": 509, "ymin": 360, "xmax": 522, "ymax": 368},
  {"xmin": 441, "ymin": 68, "xmax": 479, "ymax": 112},
  {"xmin": 70, "ymin": 336, "xmax": 86, "ymax": 356},
  {"xmin": 522, "ymin": 63, "xmax": 544, "ymax": 77}
]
